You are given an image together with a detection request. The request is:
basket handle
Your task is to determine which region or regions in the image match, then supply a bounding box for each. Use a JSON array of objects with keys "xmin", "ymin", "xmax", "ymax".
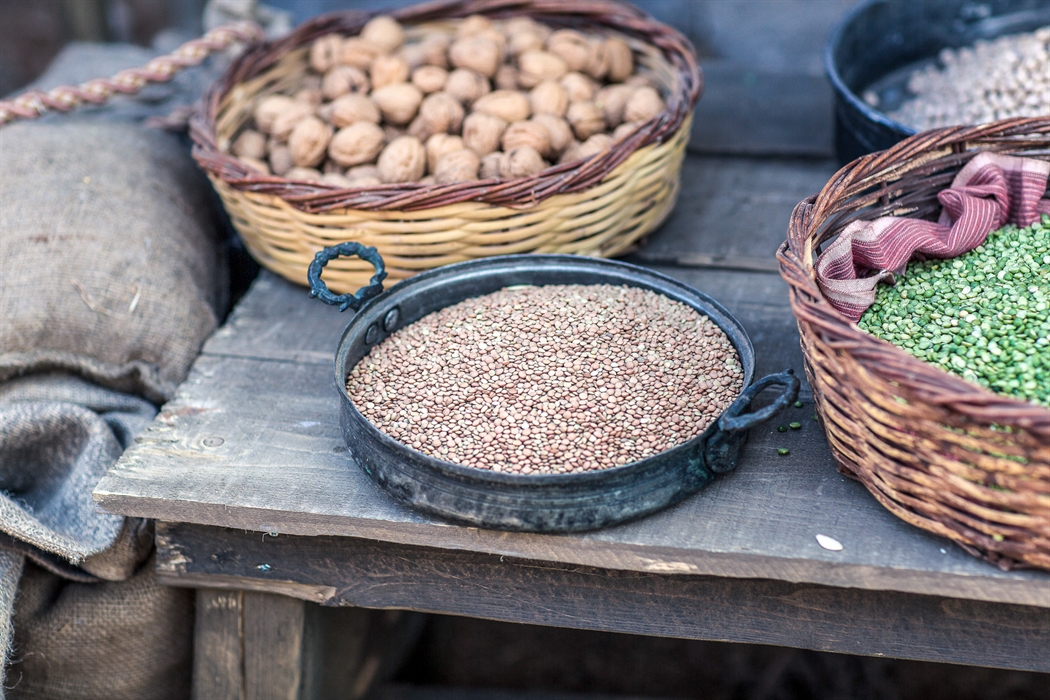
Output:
[
  {"xmin": 307, "ymin": 242, "xmax": 387, "ymax": 312},
  {"xmin": 703, "ymin": 370, "xmax": 800, "ymax": 475}
]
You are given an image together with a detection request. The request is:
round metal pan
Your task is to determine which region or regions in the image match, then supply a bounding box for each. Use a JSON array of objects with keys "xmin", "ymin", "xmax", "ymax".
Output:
[{"xmin": 310, "ymin": 244, "xmax": 798, "ymax": 532}]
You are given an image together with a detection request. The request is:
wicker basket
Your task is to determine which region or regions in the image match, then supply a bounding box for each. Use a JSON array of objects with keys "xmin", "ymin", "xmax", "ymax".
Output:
[
  {"xmin": 778, "ymin": 118, "xmax": 1050, "ymax": 571},
  {"xmin": 190, "ymin": 0, "xmax": 700, "ymax": 293}
]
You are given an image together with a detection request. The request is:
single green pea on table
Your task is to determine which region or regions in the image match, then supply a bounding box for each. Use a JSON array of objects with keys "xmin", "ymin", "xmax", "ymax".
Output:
[{"xmin": 857, "ymin": 215, "xmax": 1050, "ymax": 407}]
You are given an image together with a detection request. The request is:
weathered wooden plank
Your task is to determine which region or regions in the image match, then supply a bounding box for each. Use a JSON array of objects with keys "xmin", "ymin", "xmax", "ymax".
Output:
[
  {"xmin": 95, "ymin": 347, "xmax": 1049, "ymax": 608},
  {"xmin": 244, "ymin": 592, "xmax": 307, "ymax": 700},
  {"xmin": 193, "ymin": 589, "xmax": 245, "ymax": 700},
  {"xmin": 156, "ymin": 522, "xmax": 1050, "ymax": 673}
]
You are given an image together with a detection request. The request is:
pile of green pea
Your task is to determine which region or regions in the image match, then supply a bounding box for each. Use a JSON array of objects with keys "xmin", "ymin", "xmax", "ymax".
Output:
[{"xmin": 857, "ymin": 215, "xmax": 1049, "ymax": 406}]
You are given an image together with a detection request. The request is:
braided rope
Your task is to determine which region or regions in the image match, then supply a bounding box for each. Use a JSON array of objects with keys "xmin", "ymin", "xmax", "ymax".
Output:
[{"xmin": 0, "ymin": 21, "xmax": 263, "ymax": 127}]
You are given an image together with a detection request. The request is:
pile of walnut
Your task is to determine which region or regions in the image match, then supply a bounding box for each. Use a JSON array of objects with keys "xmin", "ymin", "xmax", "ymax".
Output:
[{"xmin": 229, "ymin": 14, "xmax": 666, "ymax": 187}]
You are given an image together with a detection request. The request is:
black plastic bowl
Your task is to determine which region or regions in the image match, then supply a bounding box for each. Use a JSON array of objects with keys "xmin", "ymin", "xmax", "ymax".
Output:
[
  {"xmin": 826, "ymin": 0, "xmax": 1050, "ymax": 164},
  {"xmin": 309, "ymin": 247, "xmax": 798, "ymax": 532}
]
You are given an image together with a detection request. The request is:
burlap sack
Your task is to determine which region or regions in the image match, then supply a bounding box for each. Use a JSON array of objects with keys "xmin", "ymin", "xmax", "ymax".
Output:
[
  {"xmin": 0, "ymin": 122, "xmax": 227, "ymax": 403},
  {"xmin": 6, "ymin": 557, "xmax": 193, "ymax": 700}
]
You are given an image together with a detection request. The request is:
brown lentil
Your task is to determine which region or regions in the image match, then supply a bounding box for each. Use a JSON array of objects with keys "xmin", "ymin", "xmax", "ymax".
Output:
[{"xmin": 346, "ymin": 284, "xmax": 745, "ymax": 474}]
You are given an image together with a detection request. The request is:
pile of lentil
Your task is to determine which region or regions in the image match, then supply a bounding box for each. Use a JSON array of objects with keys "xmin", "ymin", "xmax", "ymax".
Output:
[
  {"xmin": 347, "ymin": 284, "xmax": 745, "ymax": 474},
  {"xmin": 857, "ymin": 215, "xmax": 1050, "ymax": 406}
]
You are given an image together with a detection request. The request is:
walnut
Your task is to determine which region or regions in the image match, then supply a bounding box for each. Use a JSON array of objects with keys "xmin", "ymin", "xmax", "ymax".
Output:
[
  {"xmin": 625, "ymin": 74, "xmax": 657, "ymax": 89},
  {"xmin": 508, "ymin": 29, "xmax": 544, "ymax": 56},
  {"xmin": 502, "ymin": 120, "xmax": 552, "ymax": 158},
  {"xmin": 328, "ymin": 94, "xmax": 381, "ymax": 128},
  {"xmin": 294, "ymin": 87, "xmax": 324, "ymax": 107},
  {"xmin": 444, "ymin": 69, "xmax": 491, "ymax": 105},
  {"xmin": 339, "ymin": 38, "xmax": 383, "ymax": 69},
  {"xmin": 239, "ymin": 156, "xmax": 271, "ymax": 174},
  {"xmin": 605, "ymin": 37, "xmax": 634, "ymax": 82},
  {"xmin": 270, "ymin": 101, "xmax": 315, "ymax": 140},
  {"xmin": 448, "ymin": 36, "xmax": 502, "ymax": 78},
  {"xmin": 419, "ymin": 175, "xmax": 436, "ymax": 185},
  {"xmin": 499, "ymin": 146, "xmax": 547, "ymax": 178},
  {"xmin": 528, "ymin": 80, "xmax": 568, "ymax": 116},
  {"xmin": 584, "ymin": 39, "xmax": 609, "ymax": 80},
  {"xmin": 434, "ymin": 148, "xmax": 480, "ymax": 184},
  {"xmin": 578, "ymin": 133, "xmax": 614, "ymax": 158},
  {"xmin": 472, "ymin": 90, "xmax": 531, "ymax": 123},
  {"xmin": 254, "ymin": 95, "xmax": 296, "ymax": 134},
  {"xmin": 371, "ymin": 82, "xmax": 424, "ymax": 125},
  {"xmin": 495, "ymin": 65, "xmax": 520, "ymax": 90},
  {"xmin": 377, "ymin": 135, "xmax": 426, "ymax": 183},
  {"xmin": 289, "ymin": 117, "xmax": 334, "ymax": 167},
  {"xmin": 321, "ymin": 172, "xmax": 355, "ymax": 187},
  {"xmin": 566, "ymin": 101, "xmax": 605, "ymax": 140},
  {"xmin": 360, "ymin": 15, "xmax": 404, "ymax": 53},
  {"xmin": 322, "ymin": 65, "xmax": 369, "ymax": 100},
  {"xmin": 323, "ymin": 159, "xmax": 344, "ymax": 174},
  {"xmin": 560, "ymin": 72, "xmax": 597, "ymax": 102},
  {"xmin": 623, "ymin": 86, "xmax": 665, "ymax": 123},
  {"xmin": 517, "ymin": 50, "xmax": 568, "ymax": 88},
  {"xmin": 411, "ymin": 65, "xmax": 448, "ymax": 93},
  {"xmin": 328, "ymin": 122, "xmax": 386, "ymax": 167},
  {"xmin": 420, "ymin": 35, "xmax": 452, "ymax": 68},
  {"xmin": 347, "ymin": 164, "xmax": 381, "ymax": 180},
  {"xmin": 349, "ymin": 174, "xmax": 383, "ymax": 187},
  {"xmin": 612, "ymin": 121, "xmax": 641, "ymax": 142},
  {"xmin": 504, "ymin": 16, "xmax": 549, "ymax": 40},
  {"xmin": 557, "ymin": 140, "xmax": 582, "ymax": 164},
  {"xmin": 310, "ymin": 34, "xmax": 343, "ymax": 73},
  {"xmin": 595, "ymin": 84, "xmax": 633, "ymax": 127},
  {"xmin": 383, "ymin": 124, "xmax": 407, "ymax": 143},
  {"xmin": 269, "ymin": 145, "xmax": 293, "ymax": 175},
  {"xmin": 462, "ymin": 112, "xmax": 507, "ymax": 156},
  {"xmin": 370, "ymin": 54, "xmax": 410, "ymax": 89},
  {"xmin": 418, "ymin": 91, "xmax": 465, "ymax": 135},
  {"xmin": 425, "ymin": 133, "xmax": 466, "ymax": 172},
  {"xmin": 232, "ymin": 129, "xmax": 266, "ymax": 159},
  {"xmin": 456, "ymin": 14, "xmax": 492, "ymax": 37},
  {"xmin": 284, "ymin": 166, "xmax": 323, "ymax": 181},
  {"xmin": 479, "ymin": 151, "xmax": 502, "ymax": 179},
  {"xmin": 530, "ymin": 114, "xmax": 573, "ymax": 155},
  {"xmin": 546, "ymin": 30, "xmax": 591, "ymax": 72}
]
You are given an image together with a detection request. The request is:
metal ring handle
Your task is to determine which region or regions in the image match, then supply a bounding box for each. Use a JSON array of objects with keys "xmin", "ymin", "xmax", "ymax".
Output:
[
  {"xmin": 307, "ymin": 242, "xmax": 387, "ymax": 312},
  {"xmin": 718, "ymin": 369, "xmax": 800, "ymax": 433}
]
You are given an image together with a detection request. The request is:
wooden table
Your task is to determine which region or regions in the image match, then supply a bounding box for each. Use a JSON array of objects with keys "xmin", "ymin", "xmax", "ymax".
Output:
[{"xmin": 93, "ymin": 67, "xmax": 1049, "ymax": 696}]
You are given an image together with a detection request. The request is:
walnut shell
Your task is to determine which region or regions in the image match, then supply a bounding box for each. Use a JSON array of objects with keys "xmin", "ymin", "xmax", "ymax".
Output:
[
  {"xmin": 530, "ymin": 114, "xmax": 573, "ymax": 155},
  {"xmin": 270, "ymin": 101, "xmax": 315, "ymax": 140},
  {"xmin": 269, "ymin": 145, "xmax": 294, "ymax": 175},
  {"xmin": 371, "ymin": 82, "xmax": 424, "ymax": 125},
  {"xmin": 560, "ymin": 72, "xmax": 597, "ymax": 103},
  {"xmin": 612, "ymin": 121, "xmax": 641, "ymax": 142},
  {"xmin": 565, "ymin": 101, "xmax": 605, "ymax": 140},
  {"xmin": 546, "ymin": 29, "xmax": 591, "ymax": 72},
  {"xmin": 339, "ymin": 38, "xmax": 383, "ymax": 69},
  {"xmin": 472, "ymin": 90, "xmax": 531, "ymax": 123},
  {"xmin": 479, "ymin": 151, "xmax": 502, "ymax": 179},
  {"xmin": 528, "ymin": 80, "xmax": 568, "ymax": 117},
  {"xmin": 624, "ymin": 86, "xmax": 665, "ymax": 123},
  {"xmin": 508, "ymin": 30, "xmax": 544, "ymax": 56},
  {"xmin": 360, "ymin": 15, "xmax": 404, "ymax": 53},
  {"xmin": 434, "ymin": 148, "xmax": 480, "ymax": 184},
  {"xmin": 578, "ymin": 133, "xmax": 614, "ymax": 158},
  {"xmin": 456, "ymin": 14, "xmax": 493, "ymax": 37},
  {"xmin": 517, "ymin": 50, "xmax": 568, "ymax": 88},
  {"xmin": 310, "ymin": 34, "xmax": 343, "ymax": 73},
  {"xmin": 495, "ymin": 65, "xmax": 520, "ymax": 91},
  {"xmin": 425, "ymin": 133, "xmax": 466, "ymax": 172},
  {"xmin": 595, "ymin": 84, "xmax": 633, "ymax": 127},
  {"xmin": 625, "ymin": 74, "xmax": 657, "ymax": 89},
  {"xmin": 448, "ymin": 36, "xmax": 502, "ymax": 78},
  {"xmin": 499, "ymin": 146, "xmax": 547, "ymax": 178},
  {"xmin": 557, "ymin": 140, "xmax": 582, "ymax": 164},
  {"xmin": 328, "ymin": 122, "xmax": 386, "ymax": 167},
  {"xmin": 347, "ymin": 164, "xmax": 381, "ymax": 180},
  {"xmin": 377, "ymin": 135, "xmax": 426, "ymax": 183},
  {"xmin": 239, "ymin": 156, "xmax": 271, "ymax": 174},
  {"xmin": 417, "ymin": 91, "xmax": 465, "ymax": 136},
  {"xmin": 383, "ymin": 125, "xmax": 407, "ymax": 143},
  {"xmin": 504, "ymin": 16, "xmax": 549, "ymax": 40},
  {"xmin": 289, "ymin": 117, "xmax": 333, "ymax": 167},
  {"xmin": 322, "ymin": 65, "xmax": 369, "ymax": 100},
  {"xmin": 444, "ymin": 69, "xmax": 491, "ymax": 105},
  {"xmin": 321, "ymin": 172, "xmax": 355, "ymax": 187},
  {"xmin": 349, "ymin": 175, "xmax": 383, "ymax": 187},
  {"xmin": 462, "ymin": 112, "xmax": 507, "ymax": 156},
  {"xmin": 411, "ymin": 65, "xmax": 448, "ymax": 93},
  {"xmin": 328, "ymin": 93, "xmax": 381, "ymax": 128},
  {"xmin": 502, "ymin": 120, "xmax": 552, "ymax": 158},
  {"xmin": 294, "ymin": 87, "xmax": 324, "ymax": 107},
  {"xmin": 584, "ymin": 39, "xmax": 609, "ymax": 80},
  {"xmin": 285, "ymin": 166, "xmax": 322, "ymax": 182},
  {"xmin": 323, "ymin": 159, "xmax": 344, "ymax": 174},
  {"xmin": 254, "ymin": 95, "xmax": 296, "ymax": 133},
  {"xmin": 370, "ymin": 54, "xmax": 410, "ymax": 90},
  {"xmin": 232, "ymin": 129, "xmax": 266, "ymax": 159},
  {"xmin": 420, "ymin": 36, "xmax": 452, "ymax": 68},
  {"xmin": 605, "ymin": 38, "xmax": 634, "ymax": 82}
]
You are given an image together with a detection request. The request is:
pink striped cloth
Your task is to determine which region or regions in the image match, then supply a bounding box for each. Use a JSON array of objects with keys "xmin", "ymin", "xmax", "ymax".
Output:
[{"xmin": 815, "ymin": 153, "xmax": 1050, "ymax": 321}]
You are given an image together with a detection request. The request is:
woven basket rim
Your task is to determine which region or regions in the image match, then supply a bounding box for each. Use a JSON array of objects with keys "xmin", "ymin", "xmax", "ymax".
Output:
[
  {"xmin": 190, "ymin": 0, "xmax": 701, "ymax": 213},
  {"xmin": 778, "ymin": 116, "xmax": 1050, "ymax": 439}
]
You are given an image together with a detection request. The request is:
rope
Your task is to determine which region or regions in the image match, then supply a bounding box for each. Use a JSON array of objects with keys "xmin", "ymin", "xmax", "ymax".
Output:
[{"xmin": 0, "ymin": 21, "xmax": 263, "ymax": 127}]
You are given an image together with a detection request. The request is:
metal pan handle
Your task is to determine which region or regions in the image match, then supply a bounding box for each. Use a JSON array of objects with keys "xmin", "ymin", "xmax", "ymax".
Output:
[
  {"xmin": 718, "ymin": 369, "xmax": 800, "ymax": 433},
  {"xmin": 307, "ymin": 242, "xmax": 387, "ymax": 312}
]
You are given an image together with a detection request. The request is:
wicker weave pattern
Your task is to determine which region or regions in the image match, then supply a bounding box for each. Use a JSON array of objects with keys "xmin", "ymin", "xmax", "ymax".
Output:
[
  {"xmin": 190, "ymin": 0, "xmax": 700, "ymax": 292},
  {"xmin": 779, "ymin": 118, "xmax": 1050, "ymax": 571}
]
